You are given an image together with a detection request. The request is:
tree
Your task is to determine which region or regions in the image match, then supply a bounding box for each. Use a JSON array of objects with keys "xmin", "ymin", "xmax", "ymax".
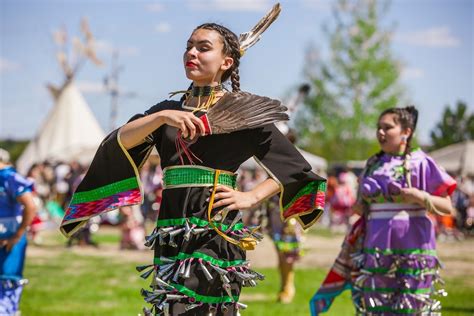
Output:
[
  {"xmin": 430, "ymin": 101, "xmax": 474, "ymax": 150},
  {"xmin": 295, "ymin": 0, "xmax": 404, "ymax": 161}
]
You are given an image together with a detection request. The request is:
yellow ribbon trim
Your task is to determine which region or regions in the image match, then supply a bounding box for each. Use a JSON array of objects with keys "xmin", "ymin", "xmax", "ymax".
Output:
[{"xmin": 207, "ymin": 169, "xmax": 257, "ymax": 251}]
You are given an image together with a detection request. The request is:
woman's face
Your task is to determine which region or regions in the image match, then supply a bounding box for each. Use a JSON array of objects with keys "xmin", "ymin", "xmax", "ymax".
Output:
[
  {"xmin": 183, "ymin": 28, "xmax": 233, "ymax": 86},
  {"xmin": 377, "ymin": 113, "xmax": 411, "ymax": 154}
]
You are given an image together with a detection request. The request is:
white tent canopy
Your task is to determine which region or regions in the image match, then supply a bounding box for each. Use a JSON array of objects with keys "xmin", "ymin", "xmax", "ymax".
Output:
[
  {"xmin": 17, "ymin": 81, "xmax": 105, "ymax": 174},
  {"xmin": 240, "ymin": 148, "xmax": 327, "ymax": 173},
  {"xmin": 429, "ymin": 141, "xmax": 474, "ymax": 177}
]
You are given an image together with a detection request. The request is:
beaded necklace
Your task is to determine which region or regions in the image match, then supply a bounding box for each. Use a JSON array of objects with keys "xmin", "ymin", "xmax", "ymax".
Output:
[{"xmin": 169, "ymin": 84, "xmax": 224, "ymax": 112}]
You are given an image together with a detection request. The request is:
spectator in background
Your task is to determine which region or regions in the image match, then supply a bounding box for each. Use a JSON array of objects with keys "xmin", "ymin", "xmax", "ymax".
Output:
[
  {"xmin": 0, "ymin": 148, "xmax": 37, "ymax": 315},
  {"xmin": 329, "ymin": 172, "xmax": 355, "ymax": 231}
]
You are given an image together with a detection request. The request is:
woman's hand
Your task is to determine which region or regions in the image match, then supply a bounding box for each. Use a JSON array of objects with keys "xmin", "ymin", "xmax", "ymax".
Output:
[
  {"xmin": 0, "ymin": 233, "xmax": 22, "ymax": 252},
  {"xmin": 399, "ymin": 187, "xmax": 425, "ymax": 206},
  {"xmin": 211, "ymin": 185, "xmax": 260, "ymax": 211},
  {"xmin": 158, "ymin": 110, "xmax": 205, "ymax": 140}
]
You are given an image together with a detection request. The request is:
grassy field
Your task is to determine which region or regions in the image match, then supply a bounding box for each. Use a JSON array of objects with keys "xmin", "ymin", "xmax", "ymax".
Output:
[{"xmin": 20, "ymin": 229, "xmax": 474, "ymax": 315}]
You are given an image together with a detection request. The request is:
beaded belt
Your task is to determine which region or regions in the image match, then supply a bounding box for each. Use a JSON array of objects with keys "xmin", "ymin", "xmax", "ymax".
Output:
[
  {"xmin": 369, "ymin": 203, "xmax": 424, "ymax": 211},
  {"xmin": 368, "ymin": 210, "xmax": 427, "ymax": 220},
  {"xmin": 162, "ymin": 165, "xmax": 237, "ymax": 190},
  {"xmin": 369, "ymin": 203, "xmax": 426, "ymax": 220}
]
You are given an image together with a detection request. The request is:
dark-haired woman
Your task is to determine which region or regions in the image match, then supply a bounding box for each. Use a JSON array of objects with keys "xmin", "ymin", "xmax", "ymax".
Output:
[
  {"xmin": 61, "ymin": 6, "xmax": 326, "ymax": 316},
  {"xmin": 311, "ymin": 106, "xmax": 456, "ymax": 315}
]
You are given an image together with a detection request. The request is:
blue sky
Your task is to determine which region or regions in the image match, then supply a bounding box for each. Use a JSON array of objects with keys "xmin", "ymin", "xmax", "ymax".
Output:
[{"xmin": 1, "ymin": 0, "xmax": 473, "ymax": 144}]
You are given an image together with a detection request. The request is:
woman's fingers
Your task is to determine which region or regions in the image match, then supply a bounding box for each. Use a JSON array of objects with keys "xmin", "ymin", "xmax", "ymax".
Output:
[
  {"xmin": 225, "ymin": 204, "xmax": 237, "ymax": 211},
  {"xmin": 179, "ymin": 122, "xmax": 188, "ymax": 138},
  {"xmin": 212, "ymin": 198, "xmax": 234, "ymax": 208},
  {"xmin": 215, "ymin": 185, "xmax": 232, "ymax": 192},
  {"xmin": 190, "ymin": 115, "xmax": 206, "ymax": 135},
  {"xmin": 214, "ymin": 192, "xmax": 232, "ymax": 200},
  {"xmin": 184, "ymin": 117, "xmax": 196, "ymax": 140}
]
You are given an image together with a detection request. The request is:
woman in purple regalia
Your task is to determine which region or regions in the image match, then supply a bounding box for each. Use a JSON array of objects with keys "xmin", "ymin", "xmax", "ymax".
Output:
[{"xmin": 310, "ymin": 106, "xmax": 457, "ymax": 315}]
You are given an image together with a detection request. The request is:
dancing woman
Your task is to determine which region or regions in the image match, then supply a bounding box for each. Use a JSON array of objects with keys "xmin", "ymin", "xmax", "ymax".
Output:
[
  {"xmin": 61, "ymin": 4, "xmax": 326, "ymax": 315},
  {"xmin": 310, "ymin": 106, "xmax": 456, "ymax": 315}
]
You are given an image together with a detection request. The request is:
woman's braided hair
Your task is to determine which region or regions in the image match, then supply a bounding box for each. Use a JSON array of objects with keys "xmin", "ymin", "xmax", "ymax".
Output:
[{"xmin": 194, "ymin": 23, "xmax": 241, "ymax": 92}]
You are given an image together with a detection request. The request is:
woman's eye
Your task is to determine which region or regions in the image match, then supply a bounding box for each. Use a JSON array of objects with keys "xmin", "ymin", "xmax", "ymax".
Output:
[{"xmin": 199, "ymin": 47, "xmax": 210, "ymax": 52}]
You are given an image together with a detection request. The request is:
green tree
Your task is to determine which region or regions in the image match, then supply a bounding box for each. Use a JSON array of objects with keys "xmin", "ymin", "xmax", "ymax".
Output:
[
  {"xmin": 0, "ymin": 139, "xmax": 29, "ymax": 164},
  {"xmin": 296, "ymin": 0, "xmax": 404, "ymax": 161},
  {"xmin": 430, "ymin": 101, "xmax": 474, "ymax": 150}
]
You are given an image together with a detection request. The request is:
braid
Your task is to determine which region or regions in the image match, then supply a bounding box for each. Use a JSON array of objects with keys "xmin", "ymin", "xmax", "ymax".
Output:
[
  {"xmin": 230, "ymin": 68, "xmax": 241, "ymax": 92},
  {"xmin": 195, "ymin": 23, "xmax": 241, "ymax": 91}
]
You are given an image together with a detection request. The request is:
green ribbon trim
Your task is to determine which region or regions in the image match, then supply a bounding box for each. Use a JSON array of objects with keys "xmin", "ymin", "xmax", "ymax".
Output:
[
  {"xmin": 171, "ymin": 283, "xmax": 239, "ymax": 304},
  {"xmin": 362, "ymin": 287, "xmax": 432, "ymax": 294},
  {"xmin": 154, "ymin": 251, "xmax": 246, "ymax": 268},
  {"xmin": 364, "ymin": 248, "xmax": 437, "ymax": 256},
  {"xmin": 283, "ymin": 180, "xmax": 326, "ymax": 211},
  {"xmin": 366, "ymin": 267, "xmax": 437, "ymax": 276},
  {"xmin": 163, "ymin": 167, "xmax": 237, "ymax": 189},
  {"xmin": 156, "ymin": 217, "xmax": 244, "ymax": 231},
  {"xmin": 71, "ymin": 177, "xmax": 138, "ymax": 205},
  {"xmin": 366, "ymin": 306, "xmax": 426, "ymax": 314}
]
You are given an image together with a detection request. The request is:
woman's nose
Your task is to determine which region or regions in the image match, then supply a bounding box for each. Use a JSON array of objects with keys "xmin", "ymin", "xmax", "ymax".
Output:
[{"xmin": 186, "ymin": 47, "xmax": 198, "ymax": 58}]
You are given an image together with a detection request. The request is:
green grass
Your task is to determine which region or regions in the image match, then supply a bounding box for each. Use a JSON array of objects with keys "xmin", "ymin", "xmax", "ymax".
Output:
[
  {"xmin": 20, "ymin": 254, "xmax": 474, "ymax": 315},
  {"xmin": 19, "ymin": 229, "xmax": 474, "ymax": 315}
]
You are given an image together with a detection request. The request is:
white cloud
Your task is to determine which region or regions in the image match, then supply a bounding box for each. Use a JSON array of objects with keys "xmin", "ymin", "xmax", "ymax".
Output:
[
  {"xmin": 188, "ymin": 0, "xmax": 271, "ymax": 12},
  {"xmin": 155, "ymin": 22, "xmax": 171, "ymax": 33},
  {"xmin": 76, "ymin": 80, "xmax": 106, "ymax": 94},
  {"xmin": 400, "ymin": 66, "xmax": 424, "ymax": 80},
  {"xmin": 396, "ymin": 26, "xmax": 460, "ymax": 48},
  {"xmin": 146, "ymin": 3, "xmax": 165, "ymax": 12},
  {"xmin": 0, "ymin": 57, "xmax": 20, "ymax": 73},
  {"xmin": 94, "ymin": 40, "xmax": 140, "ymax": 57}
]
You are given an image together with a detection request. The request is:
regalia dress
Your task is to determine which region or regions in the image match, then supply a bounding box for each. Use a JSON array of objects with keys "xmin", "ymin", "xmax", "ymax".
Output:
[
  {"xmin": 0, "ymin": 166, "xmax": 33, "ymax": 315},
  {"xmin": 61, "ymin": 95, "xmax": 326, "ymax": 315},
  {"xmin": 310, "ymin": 149, "xmax": 456, "ymax": 315}
]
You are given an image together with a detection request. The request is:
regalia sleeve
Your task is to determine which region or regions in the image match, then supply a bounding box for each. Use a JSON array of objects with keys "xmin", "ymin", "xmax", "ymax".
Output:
[
  {"xmin": 7, "ymin": 171, "xmax": 34, "ymax": 198},
  {"xmin": 422, "ymin": 155, "xmax": 457, "ymax": 197},
  {"xmin": 60, "ymin": 100, "xmax": 175, "ymax": 237},
  {"xmin": 253, "ymin": 124, "xmax": 326, "ymax": 229}
]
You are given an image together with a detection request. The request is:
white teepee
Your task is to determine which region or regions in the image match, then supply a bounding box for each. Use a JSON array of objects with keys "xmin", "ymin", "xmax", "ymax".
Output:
[
  {"xmin": 429, "ymin": 141, "xmax": 474, "ymax": 177},
  {"xmin": 17, "ymin": 81, "xmax": 105, "ymax": 174}
]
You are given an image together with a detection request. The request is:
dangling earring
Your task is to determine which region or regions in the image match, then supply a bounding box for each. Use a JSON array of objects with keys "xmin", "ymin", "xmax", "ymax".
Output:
[{"xmin": 401, "ymin": 135, "xmax": 408, "ymax": 145}]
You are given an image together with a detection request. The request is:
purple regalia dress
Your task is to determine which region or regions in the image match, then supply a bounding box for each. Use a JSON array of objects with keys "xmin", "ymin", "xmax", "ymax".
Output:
[{"xmin": 310, "ymin": 149, "xmax": 456, "ymax": 315}]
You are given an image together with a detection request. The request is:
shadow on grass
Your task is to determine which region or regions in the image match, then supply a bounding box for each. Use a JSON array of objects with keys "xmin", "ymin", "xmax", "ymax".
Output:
[{"xmin": 443, "ymin": 306, "xmax": 474, "ymax": 314}]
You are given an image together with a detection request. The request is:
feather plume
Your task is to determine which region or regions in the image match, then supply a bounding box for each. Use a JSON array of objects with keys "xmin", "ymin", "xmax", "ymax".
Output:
[
  {"xmin": 239, "ymin": 3, "xmax": 281, "ymax": 53},
  {"xmin": 204, "ymin": 92, "xmax": 288, "ymax": 134}
]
